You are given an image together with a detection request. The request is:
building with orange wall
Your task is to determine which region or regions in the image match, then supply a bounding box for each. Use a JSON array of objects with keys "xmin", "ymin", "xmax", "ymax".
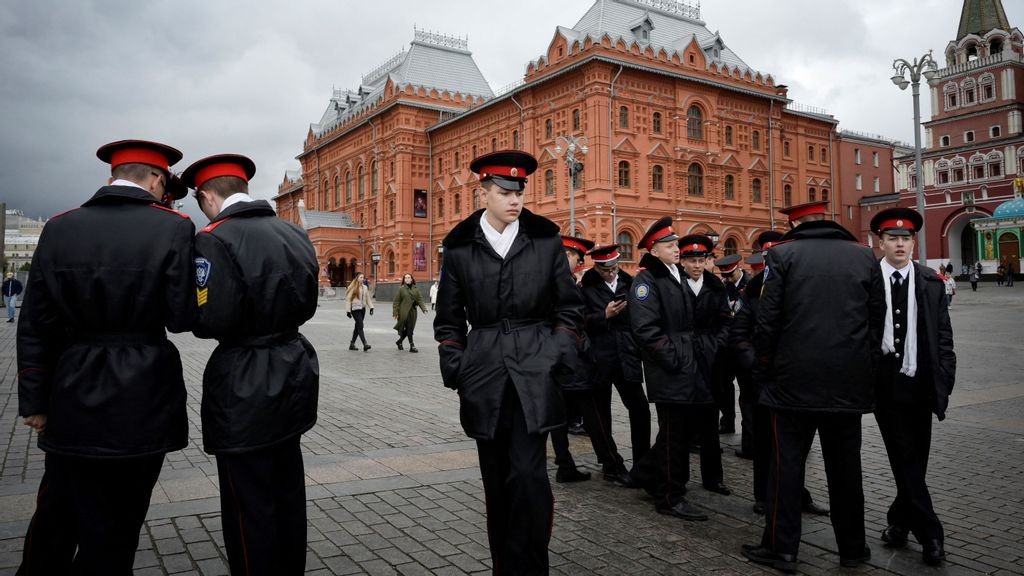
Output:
[{"xmin": 275, "ymin": 0, "xmax": 840, "ymax": 293}]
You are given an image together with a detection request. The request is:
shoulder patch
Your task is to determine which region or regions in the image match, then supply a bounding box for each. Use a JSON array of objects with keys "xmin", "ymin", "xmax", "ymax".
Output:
[
  {"xmin": 195, "ymin": 257, "xmax": 212, "ymax": 288},
  {"xmin": 148, "ymin": 203, "xmax": 190, "ymax": 219},
  {"xmin": 633, "ymin": 282, "xmax": 650, "ymax": 301}
]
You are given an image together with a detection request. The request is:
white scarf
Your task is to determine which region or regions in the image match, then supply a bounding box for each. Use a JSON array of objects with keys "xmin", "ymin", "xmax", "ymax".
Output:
[
  {"xmin": 686, "ymin": 275, "xmax": 703, "ymax": 296},
  {"xmin": 880, "ymin": 259, "xmax": 918, "ymax": 377},
  {"xmin": 480, "ymin": 213, "xmax": 519, "ymax": 259},
  {"xmin": 663, "ymin": 261, "xmax": 681, "ymax": 284}
]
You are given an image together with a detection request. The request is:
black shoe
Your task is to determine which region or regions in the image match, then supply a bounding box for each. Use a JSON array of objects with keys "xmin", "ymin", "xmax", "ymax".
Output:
[
  {"xmin": 396, "ymin": 339, "xmax": 404, "ymax": 350},
  {"xmin": 409, "ymin": 346, "xmax": 418, "ymax": 353},
  {"xmin": 567, "ymin": 420, "xmax": 587, "ymax": 435},
  {"xmin": 704, "ymin": 482, "xmax": 731, "ymax": 496},
  {"xmin": 734, "ymin": 449, "xmax": 754, "ymax": 460},
  {"xmin": 555, "ymin": 468, "xmax": 591, "ymax": 483},
  {"xmin": 6, "ymin": 318, "xmax": 13, "ymax": 323},
  {"xmin": 753, "ymin": 501, "xmax": 766, "ymax": 515},
  {"xmin": 363, "ymin": 344, "xmax": 372, "ymax": 352},
  {"xmin": 718, "ymin": 425, "xmax": 735, "ymax": 434},
  {"xmin": 741, "ymin": 546, "xmax": 797, "ymax": 573},
  {"xmin": 656, "ymin": 500, "xmax": 708, "ymax": 521},
  {"xmin": 922, "ymin": 539, "xmax": 945, "ymax": 566},
  {"xmin": 802, "ymin": 499, "xmax": 830, "ymax": 516},
  {"xmin": 839, "ymin": 546, "xmax": 871, "ymax": 568},
  {"xmin": 349, "ymin": 343, "xmax": 358, "ymax": 350},
  {"xmin": 881, "ymin": 524, "xmax": 908, "ymax": 548}
]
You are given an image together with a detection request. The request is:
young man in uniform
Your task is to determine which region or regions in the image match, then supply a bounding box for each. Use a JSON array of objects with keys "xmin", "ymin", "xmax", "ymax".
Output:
[
  {"xmin": 712, "ymin": 253, "xmax": 747, "ymax": 435},
  {"xmin": 870, "ymin": 207, "xmax": 955, "ymax": 566},
  {"xmin": 17, "ymin": 140, "xmax": 195, "ymax": 574},
  {"xmin": 742, "ymin": 200, "xmax": 885, "ymax": 573},
  {"xmin": 580, "ymin": 243, "xmax": 650, "ymax": 477},
  {"xmin": 434, "ymin": 150, "xmax": 583, "ymax": 574},
  {"xmin": 184, "ymin": 154, "xmax": 320, "ymax": 575}
]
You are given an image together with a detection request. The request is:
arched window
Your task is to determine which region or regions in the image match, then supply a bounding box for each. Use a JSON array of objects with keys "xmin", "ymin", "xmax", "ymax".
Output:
[
  {"xmin": 437, "ymin": 197, "xmax": 445, "ymax": 219},
  {"xmin": 454, "ymin": 193, "xmax": 462, "ymax": 215},
  {"xmin": 472, "ymin": 188, "xmax": 480, "ymax": 210},
  {"xmin": 334, "ymin": 176, "xmax": 341, "ymax": 206},
  {"xmin": 652, "ymin": 112, "xmax": 662, "ymax": 134},
  {"xmin": 491, "ymin": 138, "xmax": 497, "ymax": 152},
  {"xmin": 512, "ymin": 130, "xmax": 519, "ymax": 149},
  {"xmin": 345, "ymin": 171, "xmax": 352, "ymax": 203},
  {"xmin": 979, "ymin": 72, "xmax": 996, "ymax": 101},
  {"xmin": 821, "ymin": 189, "xmax": 829, "ymax": 203},
  {"xmin": 752, "ymin": 130, "xmax": 761, "ymax": 151},
  {"xmin": 373, "ymin": 207, "xmax": 378, "ymax": 223},
  {"xmin": 472, "ymin": 145, "xmax": 477, "ymax": 158},
  {"xmin": 944, "ymin": 82, "xmax": 959, "ymax": 110},
  {"xmin": 619, "ymin": 106, "xmax": 629, "ymax": 129},
  {"xmin": 783, "ymin": 141, "xmax": 790, "ymax": 157},
  {"xmin": 809, "ymin": 187, "xmax": 816, "ymax": 202},
  {"xmin": 388, "ymin": 199, "xmax": 395, "ymax": 220},
  {"xmin": 545, "ymin": 119, "xmax": 553, "ymax": 139},
  {"xmin": 371, "ymin": 161, "xmax": 378, "ymax": 196},
  {"xmin": 617, "ymin": 232, "xmax": 634, "ymax": 261},
  {"xmin": 724, "ymin": 174, "xmax": 735, "ymax": 200},
  {"xmin": 357, "ymin": 166, "xmax": 365, "ymax": 200},
  {"xmin": 321, "ymin": 179, "xmax": 328, "ymax": 210},
  {"xmin": 573, "ymin": 109, "xmax": 582, "ymax": 131},
  {"xmin": 390, "ymin": 161, "xmax": 395, "ymax": 178},
  {"xmin": 686, "ymin": 105, "xmax": 703, "ymax": 139},
  {"xmin": 808, "ymin": 145, "xmax": 815, "ymax": 161},
  {"xmin": 961, "ymin": 77, "xmax": 977, "ymax": 105},
  {"xmin": 545, "ymin": 169, "xmax": 554, "ymax": 196},
  {"xmin": 783, "ymin": 184, "xmax": 792, "ymax": 207},
  {"xmin": 752, "ymin": 178, "xmax": 762, "ymax": 203},
  {"xmin": 724, "ymin": 238, "xmax": 738, "ymax": 256},
  {"xmin": 651, "ymin": 165, "xmax": 664, "ymax": 192},
  {"xmin": 821, "ymin": 147, "xmax": 827, "ymax": 163},
  {"xmin": 618, "ymin": 161, "xmax": 631, "ymax": 188},
  {"xmin": 687, "ymin": 163, "xmax": 703, "ymax": 196},
  {"xmin": 387, "ymin": 251, "xmax": 396, "ymax": 276},
  {"xmin": 725, "ymin": 125, "xmax": 733, "ymax": 145}
]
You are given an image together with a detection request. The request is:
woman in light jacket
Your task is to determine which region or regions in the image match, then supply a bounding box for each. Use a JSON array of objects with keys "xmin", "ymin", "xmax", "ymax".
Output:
[
  {"xmin": 346, "ymin": 273, "xmax": 374, "ymax": 351},
  {"xmin": 393, "ymin": 273, "xmax": 428, "ymax": 352}
]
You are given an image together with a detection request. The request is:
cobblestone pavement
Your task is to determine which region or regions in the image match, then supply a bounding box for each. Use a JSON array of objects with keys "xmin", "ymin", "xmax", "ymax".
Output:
[{"xmin": 1, "ymin": 286, "xmax": 1022, "ymax": 575}]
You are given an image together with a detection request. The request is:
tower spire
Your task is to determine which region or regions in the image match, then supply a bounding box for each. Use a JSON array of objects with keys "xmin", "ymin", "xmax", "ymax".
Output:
[{"xmin": 957, "ymin": 0, "xmax": 1011, "ymax": 40}]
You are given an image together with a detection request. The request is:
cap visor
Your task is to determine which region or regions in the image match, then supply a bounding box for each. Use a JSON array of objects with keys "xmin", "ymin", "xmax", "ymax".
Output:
[
  {"xmin": 655, "ymin": 233, "xmax": 679, "ymax": 244},
  {"xmin": 881, "ymin": 229, "xmax": 914, "ymax": 237},
  {"xmin": 488, "ymin": 175, "xmax": 525, "ymax": 191}
]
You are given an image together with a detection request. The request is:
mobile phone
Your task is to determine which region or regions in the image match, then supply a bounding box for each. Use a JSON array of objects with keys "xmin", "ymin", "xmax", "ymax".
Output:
[{"xmin": 612, "ymin": 294, "xmax": 627, "ymax": 303}]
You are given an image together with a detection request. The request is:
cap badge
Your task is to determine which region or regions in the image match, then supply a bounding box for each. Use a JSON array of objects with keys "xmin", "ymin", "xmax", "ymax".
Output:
[
  {"xmin": 896, "ymin": 219, "xmax": 904, "ymax": 227},
  {"xmin": 510, "ymin": 167, "xmax": 518, "ymax": 177}
]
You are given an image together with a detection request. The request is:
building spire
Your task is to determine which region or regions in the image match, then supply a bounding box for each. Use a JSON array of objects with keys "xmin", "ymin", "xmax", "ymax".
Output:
[{"xmin": 957, "ymin": 0, "xmax": 1011, "ymax": 40}]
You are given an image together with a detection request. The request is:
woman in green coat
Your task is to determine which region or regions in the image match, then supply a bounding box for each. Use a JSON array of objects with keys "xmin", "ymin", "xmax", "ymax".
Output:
[{"xmin": 393, "ymin": 273, "xmax": 429, "ymax": 352}]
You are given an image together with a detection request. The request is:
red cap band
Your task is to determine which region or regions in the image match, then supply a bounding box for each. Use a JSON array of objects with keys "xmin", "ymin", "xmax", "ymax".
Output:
[
  {"xmin": 562, "ymin": 238, "xmax": 589, "ymax": 254},
  {"xmin": 750, "ymin": 262, "xmax": 765, "ymax": 271},
  {"xmin": 642, "ymin": 227, "xmax": 674, "ymax": 250},
  {"xmin": 783, "ymin": 203, "xmax": 827, "ymax": 221},
  {"xmin": 681, "ymin": 243, "xmax": 706, "ymax": 253},
  {"xmin": 478, "ymin": 165, "xmax": 526, "ymax": 179},
  {"xmin": 109, "ymin": 148, "xmax": 170, "ymax": 172},
  {"xmin": 718, "ymin": 264, "xmax": 738, "ymax": 273},
  {"xmin": 194, "ymin": 162, "xmax": 250, "ymax": 190},
  {"xmin": 592, "ymin": 250, "xmax": 620, "ymax": 263},
  {"xmin": 877, "ymin": 218, "xmax": 915, "ymax": 231}
]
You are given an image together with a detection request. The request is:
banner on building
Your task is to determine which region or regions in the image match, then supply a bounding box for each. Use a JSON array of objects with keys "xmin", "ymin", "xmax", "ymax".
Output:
[
  {"xmin": 413, "ymin": 242, "xmax": 426, "ymax": 271},
  {"xmin": 414, "ymin": 190, "xmax": 427, "ymax": 218}
]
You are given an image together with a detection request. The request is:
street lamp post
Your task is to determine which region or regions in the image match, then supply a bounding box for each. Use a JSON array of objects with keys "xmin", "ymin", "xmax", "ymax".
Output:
[
  {"xmin": 371, "ymin": 251, "xmax": 381, "ymax": 297},
  {"xmin": 554, "ymin": 135, "xmax": 589, "ymax": 236},
  {"xmin": 891, "ymin": 50, "xmax": 938, "ymax": 264}
]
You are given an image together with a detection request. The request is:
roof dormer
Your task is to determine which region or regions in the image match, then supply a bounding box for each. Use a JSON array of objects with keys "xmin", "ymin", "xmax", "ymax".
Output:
[{"xmin": 629, "ymin": 12, "xmax": 655, "ymax": 44}]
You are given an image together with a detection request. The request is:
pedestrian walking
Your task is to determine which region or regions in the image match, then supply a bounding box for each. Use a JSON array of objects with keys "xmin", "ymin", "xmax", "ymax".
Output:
[
  {"xmin": 628, "ymin": 219, "xmax": 731, "ymax": 522},
  {"xmin": 969, "ymin": 268, "xmax": 980, "ymax": 291},
  {"xmin": 941, "ymin": 271, "xmax": 955, "ymax": 307},
  {"xmin": 17, "ymin": 139, "xmax": 195, "ymax": 575},
  {"xmin": 741, "ymin": 200, "xmax": 885, "ymax": 573},
  {"xmin": 997, "ymin": 264, "xmax": 1005, "ymax": 286},
  {"xmin": 185, "ymin": 153, "xmax": 320, "ymax": 575},
  {"xmin": 346, "ymin": 272, "xmax": 374, "ymax": 351},
  {"xmin": 870, "ymin": 208, "xmax": 956, "ymax": 567},
  {"xmin": 1007, "ymin": 262, "xmax": 1015, "ymax": 287},
  {"xmin": 393, "ymin": 273, "xmax": 428, "ymax": 353},
  {"xmin": 434, "ymin": 150, "xmax": 584, "ymax": 574},
  {"xmin": 3, "ymin": 272, "xmax": 22, "ymax": 322},
  {"xmin": 429, "ymin": 281, "xmax": 438, "ymax": 310}
]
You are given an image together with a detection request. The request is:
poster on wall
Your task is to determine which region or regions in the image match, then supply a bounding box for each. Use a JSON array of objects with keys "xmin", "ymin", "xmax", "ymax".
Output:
[
  {"xmin": 413, "ymin": 242, "xmax": 426, "ymax": 272},
  {"xmin": 413, "ymin": 189, "xmax": 427, "ymax": 218}
]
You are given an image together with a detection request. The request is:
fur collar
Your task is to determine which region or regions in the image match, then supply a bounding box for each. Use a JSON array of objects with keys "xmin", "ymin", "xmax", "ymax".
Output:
[
  {"xmin": 442, "ymin": 208, "xmax": 559, "ymax": 248},
  {"xmin": 581, "ymin": 266, "xmax": 633, "ymax": 289},
  {"xmin": 637, "ymin": 253, "xmax": 725, "ymax": 292}
]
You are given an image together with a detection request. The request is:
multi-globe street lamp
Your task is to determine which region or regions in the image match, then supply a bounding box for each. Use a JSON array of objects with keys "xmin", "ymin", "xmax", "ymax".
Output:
[
  {"xmin": 891, "ymin": 50, "xmax": 938, "ymax": 264},
  {"xmin": 554, "ymin": 135, "xmax": 589, "ymax": 236}
]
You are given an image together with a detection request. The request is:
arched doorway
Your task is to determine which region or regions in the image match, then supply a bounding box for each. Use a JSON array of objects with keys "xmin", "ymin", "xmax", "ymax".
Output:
[
  {"xmin": 944, "ymin": 211, "xmax": 977, "ymax": 273},
  {"xmin": 328, "ymin": 258, "xmax": 349, "ymax": 287},
  {"xmin": 960, "ymin": 225, "xmax": 977, "ymax": 270},
  {"xmin": 999, "ymin": 232, "xmax": 1020, "ymax": 269}
]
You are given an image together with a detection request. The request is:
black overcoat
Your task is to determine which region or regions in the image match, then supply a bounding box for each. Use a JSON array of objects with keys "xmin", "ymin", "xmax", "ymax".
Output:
[
  {"xmin": 193, "ymin": 200, "xmax": 320, "ymax": 454},
  {"xmin": 629, "ymin": 253, "xmax": 731, "ymax": 404},
  {"xmin": 433, "ymin": 208, "xmax": 584, "ymax": 440},
  {"xmin": 728, "ymin": 270, "xmax": 765, "ymax": 376},
  {"xmin": 17, "ymin": 185, "xmax": 196, "ymax": 457},
  {"xmin": 580, "ymin": 267, "xmax": 642, "ymax": 383},
  {"xmin": 754, "ymin": 220, "xmax": 885, "ymax": 413}
]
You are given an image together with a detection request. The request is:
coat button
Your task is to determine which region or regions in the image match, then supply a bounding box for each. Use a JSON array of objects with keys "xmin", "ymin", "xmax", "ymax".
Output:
[
  {"xmin": 895, "ymin": 309, "xmax": 901, "ymax": 315},
  {"xmin": 895, "ymin": 338, "xmax": 901, "ymax": 344},
  {"xmin": 895, "ymin": 353, "xmax": 901, "ymax": 358},
  {"xmin": 895, "ymin": 323, "xmax": 901, "ymax": 329}
]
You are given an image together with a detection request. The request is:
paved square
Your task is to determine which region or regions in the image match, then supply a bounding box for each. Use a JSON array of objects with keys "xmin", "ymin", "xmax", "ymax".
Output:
[{"xmin": 1, "ymin": 286, "xmax": 1022, "ymax": 574}]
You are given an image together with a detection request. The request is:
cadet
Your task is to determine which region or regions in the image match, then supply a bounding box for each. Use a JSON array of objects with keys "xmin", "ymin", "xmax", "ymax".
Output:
[
  {"xmin": 184, "ymin": 154, "xmax": 320, "ymax": 575},
  {"xmin": 433, "ymin": 150, "xmax": 583, "ymax": 574},
  {"xmin": 712, "ymin": 253, "xmax": 747, "ymax": 436},
  {"xmin": 17, "ymin": 140, "xmax": 195, "ymax": 574},
  {"xmin": 579, "ymin": 243, "xmax": 650, "ymax": 476},
  {"xmin": 742, "ymin": 201, "xmax": 885, "ymax": 573},
  {"xmin": 629, "ymin": 219, "xmax": 730, "ymax": 521},
  {"xmin": 871, "ymin": 208, "xmax": 955, "ymax": 566}
]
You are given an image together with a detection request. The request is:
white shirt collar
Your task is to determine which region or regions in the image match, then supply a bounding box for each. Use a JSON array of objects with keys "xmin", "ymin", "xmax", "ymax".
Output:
[
  {"xmin": 110, "ymin": 178, "xmax": 146, "ymax": 191},
  {"xmin": 220, "ymin": 192, "xmax": 254, "ymax": 213},
  {"xmin": 880, "ymin": 258, "xmax": 912, "ymax": 281},
  {"xmin": 480, "ymin": 212, "xmax": 519, "ymax": 259},
  {"xmin": 687, "ymin": 274, "xmax": 704, "ymax": 295},
  {"xmin": 663, "ymin": 261, "xmax": 681, "ymax": 284},
  {"xmin": 605, "ymin": 276, "xmax": 618, "ymax": 293}
]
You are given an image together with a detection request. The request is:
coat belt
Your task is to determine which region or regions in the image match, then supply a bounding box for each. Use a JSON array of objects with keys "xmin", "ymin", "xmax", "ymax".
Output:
[
  {"xmin": 222, "ymin": 330, "xmax": 299, "ymax": 347},
  {"xmin": 472, "ymin": 318, "xmax": 546, "ymax": 334}
]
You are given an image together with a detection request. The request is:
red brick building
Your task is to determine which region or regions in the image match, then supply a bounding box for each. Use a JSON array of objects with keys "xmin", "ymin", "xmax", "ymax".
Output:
[
  {"xmin": 833, "ymin": 131, "xmax": 910, "ymax": 247},
  {"xmin": 276, "ymin": 0, "xmax": 841, "ymax": 293}
]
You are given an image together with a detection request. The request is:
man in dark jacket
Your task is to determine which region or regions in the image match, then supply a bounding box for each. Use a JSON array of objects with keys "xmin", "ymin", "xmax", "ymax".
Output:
[
  {"xmin": 3, "ymin": 272, "xmax": 23, "ymax": 322},
  {"xmin": 629, "ymin": 221, "xmax": 731, "ymax": 521},
  {"xmin": 742, "ymin": 201, "xmax": 885, "ymax": 573},
  {"xmin": 185, "ymin": 154, "xmax": 320, "ymax": 575},
  {"xmin": 17, "ymin": 140, "xmax": 195, "ymax": 574},
  {"xmin": 870, "ymin": 208, "xmax": 955, "ymax": 566},
  {"xmin": 712, "ymin": 253, "xmax": 748, "ymax": 436},
  {"xmin": 580, "ymin": 243, "xmax": 650, "ymax": 473},
  {"xmin": 434, "ymin": 150, "xmax": 583, "ymax": 575}
]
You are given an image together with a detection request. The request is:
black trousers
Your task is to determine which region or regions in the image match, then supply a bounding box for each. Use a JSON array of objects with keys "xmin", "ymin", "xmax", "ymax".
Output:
[
  {"xmin": 477, "ymin": 386, "xmax": 551, "ymax": 575},
  {"xmin": 594, "ymin": 367, "xmax": 650, "ymax": 465},
  {"xmin": 633, "ymin": 403, "xmax": 722, "ymax": 508},
  {"xmin": 736, "ymin": 368, "xmax": 756, "ymax": 455},
  {"xmin": 752, "ymin": 405, "xmax": 816, "ymax": 506},
  {"xmin": 760, "ymin": 410, "xmax": 865, "ymax": 558},
  {"xmin": 18, "ymin": 452, "xmax": 164, "ymax": 576},
  {"xmin": 875, "ymin": 400, "xmax": 943, "ymax": 543},
  {"xmin": 350, "ymin": 308, "xmax": 367, "ymax": 345},
  {"xmin": 216, "ymin": 437, "xmax": 307, "ymax": 576},
  {"xmin": 712, "ymin": 354, "xmax": 737, "ymax": 429}
]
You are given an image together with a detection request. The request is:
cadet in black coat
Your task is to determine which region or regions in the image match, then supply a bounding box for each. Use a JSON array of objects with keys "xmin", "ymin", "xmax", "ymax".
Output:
[
  {"xmin": 870, "ymin": 208, "xmax": 955, "ymax": 566},
  {"xmin": 186, "ymin": 155, "xmax": 320, "ymax": 575},
  {"xmin": 713, "ymin": 253, "xmax": 748, "ymax": 435},
  {"xmin": 17, "ymin": 140, "xmax": 195, "ymax": 575},
  {"xmin": 579, "ymin": 244, "xmax": 650, "ymax": 469},
  {"xmin": 743, "ymin": 201, "xmax": 885, "ymax": 573},
  {"xmin": 434, "ymin": 151, "xmax": 583, "ymax": 575}
]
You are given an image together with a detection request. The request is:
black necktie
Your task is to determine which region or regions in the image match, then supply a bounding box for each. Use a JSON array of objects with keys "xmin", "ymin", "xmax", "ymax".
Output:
[{"xmin": 892, "ymin": 270, "xmax": 903, "ymax": 286}]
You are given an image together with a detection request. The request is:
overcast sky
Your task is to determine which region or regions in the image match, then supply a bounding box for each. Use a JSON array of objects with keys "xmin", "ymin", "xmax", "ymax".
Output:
[{"xmin": 2, "ymin": 0, "xmax": 1022, "ymax": 223}]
